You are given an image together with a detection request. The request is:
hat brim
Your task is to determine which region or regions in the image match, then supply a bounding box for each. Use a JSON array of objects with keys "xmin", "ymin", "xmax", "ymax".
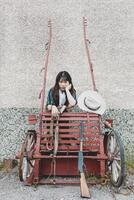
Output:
[{"xmin": 77, "ymin": 90, "xmax": 106, "ymax": 115}]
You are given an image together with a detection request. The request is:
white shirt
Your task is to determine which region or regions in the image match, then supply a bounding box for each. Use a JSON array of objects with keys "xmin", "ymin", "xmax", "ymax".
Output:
[{"xmin": 59, "ymin": 90, "xmax": 66, "ymax": 106}]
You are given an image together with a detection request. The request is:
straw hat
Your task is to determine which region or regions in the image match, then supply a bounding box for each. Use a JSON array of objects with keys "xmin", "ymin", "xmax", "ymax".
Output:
[{"xmin": 77, "ymin": 90, "xmax": 106, "ymax": 115}]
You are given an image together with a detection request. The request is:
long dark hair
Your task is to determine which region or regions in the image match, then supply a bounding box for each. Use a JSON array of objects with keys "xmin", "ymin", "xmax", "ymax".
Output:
[{"xmin": 51, "ymin": 71, "xmax": 76, "ymax": 106}]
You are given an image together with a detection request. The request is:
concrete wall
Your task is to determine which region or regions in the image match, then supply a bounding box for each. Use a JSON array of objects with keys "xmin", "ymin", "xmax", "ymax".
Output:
[{"xmin": 0, "ymin": 0, "xmax": 134, "ymax": 161}]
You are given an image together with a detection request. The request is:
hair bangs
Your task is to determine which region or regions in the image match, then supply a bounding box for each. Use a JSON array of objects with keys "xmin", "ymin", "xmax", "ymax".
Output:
[{"xmin": 59, "ymin": 76, "xmax": 68, "ymax": 82}]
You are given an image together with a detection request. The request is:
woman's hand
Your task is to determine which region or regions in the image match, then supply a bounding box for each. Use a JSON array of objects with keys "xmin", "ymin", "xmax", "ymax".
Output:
[
  {"xmin": 59, "ymin": 105, "xmax": 66, "ymax": 113},
  {"xmin": 65, "ymin": 84, "xmax": 76, "ymax": 107},
  {"xmin": 52, "ymin": 105, "xmax": 60, "ymax": 117},
  {"xmin": 65, "ymin": 83, "xmax": 72, "ymax": 91}
]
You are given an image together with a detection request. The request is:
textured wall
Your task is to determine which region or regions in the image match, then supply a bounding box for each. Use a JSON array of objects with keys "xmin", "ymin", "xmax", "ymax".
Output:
[
  {"xmin": 0, "ymin": 0, "xmax": 134, "ymax": 160},
  {"xmin": 0, "ymin": 0, "xmax": 134, "ymax": 108}
]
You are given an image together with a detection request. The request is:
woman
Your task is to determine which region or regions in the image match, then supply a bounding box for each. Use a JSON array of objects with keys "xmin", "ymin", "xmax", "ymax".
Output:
[{"xmin": 46, "ymin": 71, "xmax": 77, "ymax": 117}]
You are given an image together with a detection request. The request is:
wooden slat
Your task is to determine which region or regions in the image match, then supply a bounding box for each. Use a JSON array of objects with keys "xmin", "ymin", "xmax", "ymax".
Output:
[
  {"xmin": 40, "ymin": 134, "xmax": 53, "ymax": 138},
  {"xmin": 40, "ymin": 140, "xmax": 53, "ymax": 144},
  {"xmin": 40, "ymin": 133, "xmax": 101, "ymax": 139},
  {"xmin": 58, "ymin": 145, "xmax": 100, "ymax": 151},
  {"xmin": 42, "ymin": 117, "xmax": 99, "ymax": 121},
  {"xmin": 59, "ymin": 140, "xmax": 100, "ymax": 145},
  {"xmin": 42, "ymin": 122, "xmax": 99, "ymax": 127},
  {"xmin": 42, "ymin": 112, "xmax": 98, "ymax": 117},
  {"xmin": 40, "ymin": 145, "xmax": 99, "ymax": 151},
  {"xmin": 40, "ymin": 139, "xmax": 100, "ymax": 145},
  {"xmin": 40, "ymin": 128, "xmax": 100, "ymax": 133}
]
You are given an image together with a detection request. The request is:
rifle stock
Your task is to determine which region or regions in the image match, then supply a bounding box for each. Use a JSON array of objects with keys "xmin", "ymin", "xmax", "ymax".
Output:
[
  {"xmin": 78, "ymin": 122, "xmax": 91, "ymax": 198},
  {"xmin": 80, "ymin": 173, "xmax": 90, "ymax": 198}
]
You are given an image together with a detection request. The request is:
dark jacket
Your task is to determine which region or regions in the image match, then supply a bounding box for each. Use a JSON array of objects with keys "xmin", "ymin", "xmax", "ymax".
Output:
[{"xmin": 46, "ymin": 88, "xmax": 77, "ymax": 107}]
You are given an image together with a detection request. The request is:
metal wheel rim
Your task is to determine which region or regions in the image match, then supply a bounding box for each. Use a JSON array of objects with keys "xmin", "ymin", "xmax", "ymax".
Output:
[
  {"xmin": 19, "ymin": 133, "xmax": 36, "ymax": 181},
  {"xmin": 107, "ymin": 133, "xmax": 121, "ymax": 183}
]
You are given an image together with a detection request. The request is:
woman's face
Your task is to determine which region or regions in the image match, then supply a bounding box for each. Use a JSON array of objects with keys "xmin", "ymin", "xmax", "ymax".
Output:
[{"xmin": 59, "ymin": 79, "xmax": 69, "ymax": 91}]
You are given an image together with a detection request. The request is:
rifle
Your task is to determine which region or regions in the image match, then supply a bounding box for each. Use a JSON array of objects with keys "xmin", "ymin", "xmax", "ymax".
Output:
[{"xmin": 78, "ymin": 122, "xmax": 91, "ymax": 198}]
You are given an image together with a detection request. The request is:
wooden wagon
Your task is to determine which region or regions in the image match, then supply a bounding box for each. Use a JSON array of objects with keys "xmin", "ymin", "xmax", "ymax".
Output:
[{"xmin": 16, "ymin": 17, "xmax": 126, "ymax": 198}]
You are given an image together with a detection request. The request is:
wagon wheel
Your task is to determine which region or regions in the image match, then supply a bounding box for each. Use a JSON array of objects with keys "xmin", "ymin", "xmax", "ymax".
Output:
[
  {"xmin": 19, "ymin": 131, "xmax": 36, "ymax": 182},
  {"xmin": 106, "ymin": 126, "xmax": 126, "ymax": 187}
]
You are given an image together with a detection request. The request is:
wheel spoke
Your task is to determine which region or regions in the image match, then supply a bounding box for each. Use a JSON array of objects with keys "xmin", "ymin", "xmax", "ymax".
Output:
[
  {"xmin": 27, "ymin": 161, "xmax": 30, "ymax": 177},
  {"xmin": 22, "ymin": 157, "xmax": 28, "ymax": 181},
  {"xmin": 112, "ymin": 161, "xmax": 119, "ymax": 182},
  {"xmin": 114, "ymin": 160, "xmax": 121, "ymax": 171},
  {"xmin": 114, "ymin": 157, "xmax": 121, "ymax": 161},
  {"xmin": 113, "ymin": 135, "xmax": 116, "ymax": 151},
  {"xmin": 112, "ymin": 162, "xmax": 116, "ymax": 181},
  {"xmin": 30, "ymin": 140, "xmax": 35, "ymax": 149},
  {"xmin": 113, "ymin": 140, "xmax": 120, "ymax": 154},
  {"xmin": 30, "ymin": 160, "xmax": 35, "ymax": 174},
  {"xmin": 111, "ymin": 135, "xmax": 116, "ymax": 153},
  {"xmin": 110, "ymin": 136, "xmax": 114, "ymax": 153},
  {"xmin": 27, "ymin": 135, "xmax": 33, "ymax": 151}
]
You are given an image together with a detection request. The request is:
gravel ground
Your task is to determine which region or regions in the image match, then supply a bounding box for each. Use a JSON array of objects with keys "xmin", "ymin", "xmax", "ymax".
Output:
[{"xmin": 0, "ymin": 168, "xmax": 134, "ymax": 200}]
